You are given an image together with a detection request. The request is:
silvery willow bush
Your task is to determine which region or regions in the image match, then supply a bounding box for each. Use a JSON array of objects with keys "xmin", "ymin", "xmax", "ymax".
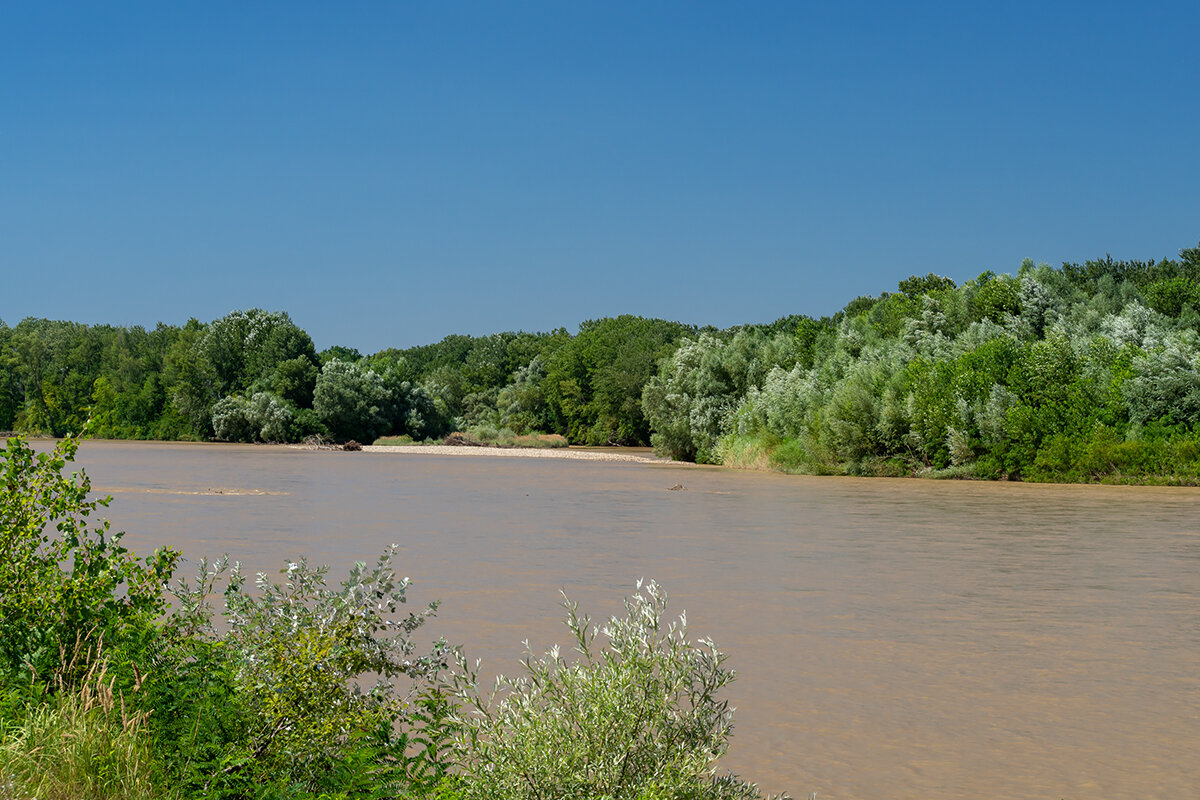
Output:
[
  {"xmin": 445, "ymin": 581, "xmax": 787, "ymax": 800},
  {"xmin": 313, "ymin": 358, "xmax": 395, "ymax": 442},
  {"xmin": 210, "ymin": 391, "xmax": 296, "ymax": 442},
  {"xmin": 148, "ymin": 548, "xmax": 452, "ymax": 796}
]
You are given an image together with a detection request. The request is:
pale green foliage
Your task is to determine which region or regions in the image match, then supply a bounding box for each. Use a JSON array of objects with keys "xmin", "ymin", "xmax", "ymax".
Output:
[
  {"xmin": 395, "ymin": 379, "xmax": 447, "ymax": 440},
  {"xmin": 1123, "ymin": 331, "xmax": 1200, "ymax": 427},
  {"xmin": 447, "ymin": 582, "xmax": 782, "ymax": 800},
  {"xmin": 497, "ymin": 356, "xmax": 549, "ymax": 435},
  {"xmin": 1096, "ymin": 301, "xmax": 1170, "ymax": 350},
  {"xmin": 728, "ymin": 329, "xmax": 912, "ymax": 469},
  {"xmin": 643, "ymin": 332, "xmax": 794, "ymax": 463},
  {"xmin": 210, "ymin": 391, "xmax": 295, "ymax": 442},
  {"xmin": 313, "ymin": 358, "xmax": 394, "ymax": 441},
  {"xmin": 209, "ymin": 395, "xmax": 253, "ymax": 442},
  {"xmin": 1016, "ymin": 273, "xmax": 1052, "ymax": 339},
  {"xmin": 250, "ymin": 391, "xmax": 294, "ymax": 442},
  {"xmin": 168, "ymin": 548, "xmax": 448, "ymax": 787},
  {"xmin": 733, "ymin": 364, "xmax": 819, "ymax": 441},
  {"xmin": 901, "ymin": 295, "xmax": 956, "ymax": 358},
  {"xmin": 977, "ymin": 383, "xmax": 1017, "ymax": 449},
  {"xmin": 642, "ymin": 334, "xmax": 725, "ymax": 462}
]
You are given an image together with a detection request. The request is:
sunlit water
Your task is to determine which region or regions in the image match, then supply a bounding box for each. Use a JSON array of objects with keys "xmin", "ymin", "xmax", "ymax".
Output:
[{"xmin": 63, "ymin": 440, "xmax": 1200, "ymax": 799}]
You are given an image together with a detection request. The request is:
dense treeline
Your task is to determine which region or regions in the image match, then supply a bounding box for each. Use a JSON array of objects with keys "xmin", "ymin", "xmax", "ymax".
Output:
[
  {"xmin": 694, "ymin": 244, "xmax": 1200, "ymax": 482},
  {"xmin": 2, "ymin": 240, "xmax": 1199, "ymax": 481},
  {"xmin": 0, "ymin": 311, "xmax": 697, "ymax": 448}
]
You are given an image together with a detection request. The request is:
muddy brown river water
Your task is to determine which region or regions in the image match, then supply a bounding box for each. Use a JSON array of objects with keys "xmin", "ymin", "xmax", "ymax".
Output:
[{"xmin": 64, "ymin": 440, "xmax": 1200, "ymax": 799}]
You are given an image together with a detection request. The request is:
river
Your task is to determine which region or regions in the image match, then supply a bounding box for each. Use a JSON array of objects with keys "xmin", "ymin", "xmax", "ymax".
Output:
[{"xmin": 67, "ymin": 439, "xmax": 1200, "ymax": 799}]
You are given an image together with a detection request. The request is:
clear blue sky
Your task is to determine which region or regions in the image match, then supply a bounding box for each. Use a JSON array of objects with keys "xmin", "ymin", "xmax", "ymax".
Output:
[{"xmin": 3, "ymin": 1, "xmax": 1198, "ymax": 352}]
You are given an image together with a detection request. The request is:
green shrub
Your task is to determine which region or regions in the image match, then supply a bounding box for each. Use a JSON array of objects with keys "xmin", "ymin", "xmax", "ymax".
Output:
[
  {"xmin": 0, "ymin": 435, "xmax": 178, "ymax": 696},
  {"xmin": 446, "ymin": 582, "xmax": 785, "ymax": 800},
  {"xmin": 145, "ymin": 551, "xmax": 452, "ymax": 797}
]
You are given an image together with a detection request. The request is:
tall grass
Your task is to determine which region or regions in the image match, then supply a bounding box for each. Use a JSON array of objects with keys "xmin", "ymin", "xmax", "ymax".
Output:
[{"xmin": 0, "ymin": 665, "xmax": 163, "ymax": 800}]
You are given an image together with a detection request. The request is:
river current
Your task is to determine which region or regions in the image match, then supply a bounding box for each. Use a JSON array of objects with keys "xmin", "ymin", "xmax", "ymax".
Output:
[{"xmin": 67, "ymin": 440, "xmax": 1200, "ymax": 799}]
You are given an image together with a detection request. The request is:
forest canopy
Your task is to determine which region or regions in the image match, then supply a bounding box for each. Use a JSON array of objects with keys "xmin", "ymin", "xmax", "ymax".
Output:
[{"xmin": 3, "ymin": 240, "xmax": 1200, "ymax": 483}]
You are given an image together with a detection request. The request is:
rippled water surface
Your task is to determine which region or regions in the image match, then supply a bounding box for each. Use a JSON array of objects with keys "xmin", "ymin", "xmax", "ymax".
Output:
[{"xmin": 69, "ymin": 440, "xmax": 1200, "ymax": 799}]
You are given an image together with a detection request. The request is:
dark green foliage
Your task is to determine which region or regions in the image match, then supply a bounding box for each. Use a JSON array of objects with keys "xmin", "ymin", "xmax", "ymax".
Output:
[
  {"xmin": 866, "ymin": 292, "xmax": 920, "ymax": 338},
  {"xmin": 6, "ymin": 319, "xmax": 101, "ymax": 435},
  {"xmin": 544, "ymin": 316, "xmax": 694, "ymax": 445},
  {"xmin": 393, "ymin": 378, "xmax": 451, "ymax": 441},
  {"xmin": 1142, "ymin": 276, "xmax": 1200, "ymax": 317},
  {"xmin": 838, "ymin": 294, "xmax": 879, "ymax": 320},
  {"xmin": 268, "ymin": 355, "xmax": 319, "ymax": 408},
  {"xmin": 165, "ymin": 318, "xmax": 220, "ymax": 438},
  {"xmin": 898, "ymin": 272, "xmax": 956, "ymax": 298},
  {"xmin": 1061, "ymin": 254, "xmax": 1163, "ymax": 291},
  {"xmin": 0, "ymin": 311, "xmax": 326, "ymax": 443},
  {"xmin": 0, "ymin": 320, "xmax": 21, "ymax": 431},
  {"xmin": 319, "ymin": 344, "xmax": 363, "ymax": 365},
  {"xmin": 792, "ymin": 316, "xmax": 834, "ymax": 370},
  {"xmin": 971, "ymin": 272, "xmax": 1022, "ymax": 322},
  {"xmin": 201, "ymin": 310, "xmax": 319, "ymax": 397}
]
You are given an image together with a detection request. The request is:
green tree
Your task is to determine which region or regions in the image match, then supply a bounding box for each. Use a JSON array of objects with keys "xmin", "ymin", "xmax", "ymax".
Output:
[
  {"xmin": 313, "ymin": 359, "xmax": 395, "ymax": 442},
  {"xmin": 1142, "ymin": 276, "xmax": 1200, "ymax": 318},
  {"xmin": 319, "ymin": 344, "xmax": 363, "ymax": 365},
  {"xmin": 643, "ymin": 331, "xmax": 795, "ymax": 462},
  {"xmin": 163, "ymin": 319, "xmax": 219, "ymax": 438},
  {"xmin": 545, "ymin": 316, "xmax": 693, "ymax": 445},
  {"xmin": 0, "ymin": 320, "xmax": 19, "ymax": 431},
  {"xmin": 8, "ymin": 319, "xmax": 100, "ymax": 436}
]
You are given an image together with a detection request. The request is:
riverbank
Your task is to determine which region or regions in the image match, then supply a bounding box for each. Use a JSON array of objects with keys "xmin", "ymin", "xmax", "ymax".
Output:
[{"xmin": 360, "ymin": 443, "xmax": 667, "ymax": 463}]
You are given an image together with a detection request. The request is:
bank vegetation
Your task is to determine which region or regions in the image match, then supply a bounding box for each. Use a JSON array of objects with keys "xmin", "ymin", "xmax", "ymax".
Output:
[{"xmin": 3, "ymin": 240, "xmax": 1199, "ymax": 482}]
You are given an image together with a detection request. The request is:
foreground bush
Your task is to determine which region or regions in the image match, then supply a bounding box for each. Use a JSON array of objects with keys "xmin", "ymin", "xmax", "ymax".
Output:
[
  {"xmin": 445, "ymin": 581, "xmax": 785, "ymax": 800},
  {"xmin": 1, "ymin": 435, "xmax": 780, "ymax": 799},
  {"xmin": 145, "ymin": 551, "xmax": 450, "ymax": 797},
  {"xmin": 0, "ymin": 435, "xmax": 451, "ymax": 799},
  {"xmin": 0, "ymin": 434, "xmax": 177, "ymax": 703}
]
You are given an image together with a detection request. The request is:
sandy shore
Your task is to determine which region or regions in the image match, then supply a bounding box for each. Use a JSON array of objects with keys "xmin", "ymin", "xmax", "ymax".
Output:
[{"xmin": 361, "ymin": 444, "xmax": 667, "ymax": 463}]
